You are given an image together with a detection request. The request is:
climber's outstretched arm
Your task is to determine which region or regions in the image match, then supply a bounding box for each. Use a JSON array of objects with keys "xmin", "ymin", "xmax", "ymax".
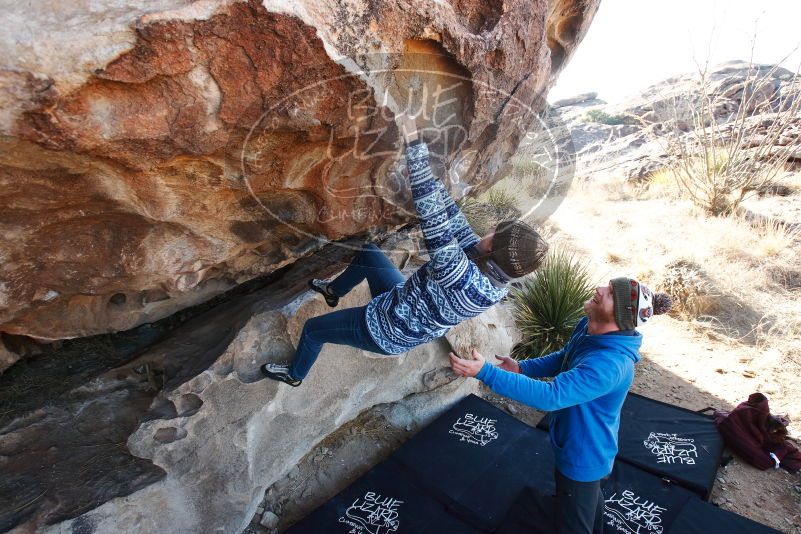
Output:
[
  {"xmin": 431, "ymin": 178, "xmax": 481, "ymax": 251},
  {"xmin": 397, "ymin": 114, "xmax": 471, "ymax": 287},
  {"xmin": 397, "ymin": 115, "xmax": 480, "ymax": 251}
]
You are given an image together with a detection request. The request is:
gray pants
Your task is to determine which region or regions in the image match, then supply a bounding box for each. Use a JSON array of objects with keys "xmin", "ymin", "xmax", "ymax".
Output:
[{"xmin": 555, "ymin": 469, "xmax": 605, "ymax": 534}]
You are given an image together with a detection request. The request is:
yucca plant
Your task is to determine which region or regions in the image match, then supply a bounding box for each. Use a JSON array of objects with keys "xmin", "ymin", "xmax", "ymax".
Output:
[
  {"xmin": 458, "ymin": 189, "xmax": 521, "ymax": 235},
  {"xmin": 482, "ymin": 186, "xmax": 518, "ymax": 213},
  {"xmin": 456, "ymin": 196, "xmax": 494, "ymax": 235},
  {"xmin": 510, "ymin": 250, "xmax": 594, "ymax": 360}
]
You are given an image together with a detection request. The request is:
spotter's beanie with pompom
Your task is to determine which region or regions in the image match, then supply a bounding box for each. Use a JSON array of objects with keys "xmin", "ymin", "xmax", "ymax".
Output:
[{"xmin": 610, "ymin": 277, "xmax": 672, "ymax": 330}]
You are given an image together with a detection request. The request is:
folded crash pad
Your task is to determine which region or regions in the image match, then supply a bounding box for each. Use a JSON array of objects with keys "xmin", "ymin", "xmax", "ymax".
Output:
[{"xmin": 601, "ymin": 460, "xmax": 696, "ymax": 534}]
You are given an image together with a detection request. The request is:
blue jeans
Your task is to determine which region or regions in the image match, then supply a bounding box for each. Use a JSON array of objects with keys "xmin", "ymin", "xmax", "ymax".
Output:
[{"xmin": 289, "ymin": 244, "xmax": 406, "ymax": 380}]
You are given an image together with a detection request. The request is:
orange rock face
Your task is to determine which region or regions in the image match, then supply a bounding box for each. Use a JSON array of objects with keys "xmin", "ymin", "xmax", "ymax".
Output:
[{"xmin": 0, "ymin": 0, "xmax": 599, "ymax": 343}]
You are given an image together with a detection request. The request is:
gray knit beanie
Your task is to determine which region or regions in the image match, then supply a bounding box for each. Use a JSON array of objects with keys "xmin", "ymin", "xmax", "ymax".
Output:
[
  {"xmin": 611, "ymin": 277, "xmax": 672, "ymax": 330},
  {"xmin": 490, "ymin": 220, "xmax": 548, "ymax": 279}
]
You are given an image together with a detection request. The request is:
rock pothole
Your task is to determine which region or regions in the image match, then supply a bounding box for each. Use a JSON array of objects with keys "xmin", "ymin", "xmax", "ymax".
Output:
[{"xmin": 154, "ymin": 426, "xmax": 188, "ymax": 444}]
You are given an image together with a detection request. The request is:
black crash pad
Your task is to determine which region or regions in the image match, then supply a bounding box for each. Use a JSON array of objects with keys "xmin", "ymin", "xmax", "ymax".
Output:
[
  {"xmin": 494, "ymin": 460, "xmax": 698, "ymax": 534},
  {"xmin": 601, "ymin": 460, "xmax": 697, "ymax": 534},
  {"xmin": 670, "ymin": 496, "xmax": 781, "ymax": 534},
  {"xmin": 538, "ymin": 392, "xmax": 724, "ymax": 499},
  {"xmin": 289, "ymin": 395, "xmax": 553, "ymax": 533},
  {"xmin": 286, "ymin": 458, "xmax": 480, "ymax": 534},
  {"xmin": 616, "ymin": 392, "xmax": 724, "ymax": 500},
  {"xmin": 494, "ymin": 487, "xmax": 556, "ymax": 534},
  {"xmin": 291, "ymin": 394, "xmax": 774, "ymax": 534},
  {"xmin": 498, "ymin": 461, "xmax": 779, "ymax": 534},
  {"xmin": 392, "ymin": 394, "xmax": 555, "ymax": 531}
]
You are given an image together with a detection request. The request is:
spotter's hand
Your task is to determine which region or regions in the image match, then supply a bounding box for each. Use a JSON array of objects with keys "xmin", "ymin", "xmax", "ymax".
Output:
[
  {"xmin": 495, "ymin": 354, "xmax": 521, "ymax": 373},
  {"xmin": 449, "ymin": 349, "xmax": 486, "ymax": 378}
]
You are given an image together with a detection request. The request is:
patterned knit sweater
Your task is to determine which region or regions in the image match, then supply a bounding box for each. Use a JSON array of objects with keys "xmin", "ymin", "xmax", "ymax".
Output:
[{"xmin": 364, "ymin": 141, "xmax": 509, "ymax": 354}]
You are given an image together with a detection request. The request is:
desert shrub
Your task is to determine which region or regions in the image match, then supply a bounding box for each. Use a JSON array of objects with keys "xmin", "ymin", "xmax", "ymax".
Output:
[
  {"xmin": 585, "ymin": 109, "xmax": 635, "ymax": 125},
  {"xmin": 750, "ymin": 216, "xmax": 801, "ymax": 258},
  {"xmin": 654, "ymin": 259, "xmax": 721, "ymax": 321},
  {"xmin": 511, "ymin": 158, "xmax": 552, "ymax": 199},
  {"xmin": 510, "ymin": 250, "xmax": 594, "ymax": 359},
  {"xmin": 655, "ymin": 62, "xmax": 801, "ymax": 216},
  {"xmin": 633, "ymin": 167, "xmax": 680, "ymax": 199},
  {"xmin": 511, "ymin": 158, "xmax": 547, "ymax": 181},
  {"xmin": 457, "ymin": 196, "xmax": 493, "ymax": 235}
]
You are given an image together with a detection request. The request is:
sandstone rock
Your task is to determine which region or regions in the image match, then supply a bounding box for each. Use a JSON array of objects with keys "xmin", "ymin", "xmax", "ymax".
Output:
[
  {"xmin": 0, "ymin": 0, "xmax": 600, "ymax": 342},
  {"xmin": 0, "ymin": 337, "xmax": 19, "ymax": 373},
  {"xmin": 610, "ymin": 61, "xmax": 793, "ymax": 123},
  {"xmin": 445, "ymin": 300, "xmax": 520, "ymax": 361},
  {"xmin": 0, "ymin": 236, "xmax": 521, "ymax": 533},
  {"xmin": 625, "ymin": 157, "xmax": 669, "ymax": 182},
  {"xmin": 258, "ymin": 373, "xmax": 485, "ymax": 527}
]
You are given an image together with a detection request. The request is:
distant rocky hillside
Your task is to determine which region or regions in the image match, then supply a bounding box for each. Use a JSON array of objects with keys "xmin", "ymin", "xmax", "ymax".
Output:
[{"xmin": 551, "ymin": 61, "xmax": 801, "ymax": 183}]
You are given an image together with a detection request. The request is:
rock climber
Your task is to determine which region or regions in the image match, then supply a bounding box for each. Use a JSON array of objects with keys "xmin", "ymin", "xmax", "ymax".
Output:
[{"xmin": 261, "ymin": 113, "xmax": 548, "ymax": 387}]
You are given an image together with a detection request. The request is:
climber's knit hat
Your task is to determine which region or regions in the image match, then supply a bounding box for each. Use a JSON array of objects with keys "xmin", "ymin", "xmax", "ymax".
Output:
[
  {"xmin": 490, "ymin": 220, "xmax": 548, "ymax": 279},
  {"xmin": 610, "ymin": 277, "xmax": 672, "ymax": 330}
]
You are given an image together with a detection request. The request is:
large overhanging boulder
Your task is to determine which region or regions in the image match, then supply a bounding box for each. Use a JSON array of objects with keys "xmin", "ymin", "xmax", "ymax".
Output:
[{"xmin": 0, "ymin": 0, "xmax": 599, "ymax": 344}]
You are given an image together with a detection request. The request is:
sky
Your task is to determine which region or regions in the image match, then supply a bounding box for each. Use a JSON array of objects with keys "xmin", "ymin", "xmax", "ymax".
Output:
[{"xmin": 548, "ymin": 0, "xmax": 801, "ymax": 104}]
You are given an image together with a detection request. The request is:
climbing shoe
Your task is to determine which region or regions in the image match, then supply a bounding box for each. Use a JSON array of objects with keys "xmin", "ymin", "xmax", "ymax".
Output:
[
  {"xmin": 261, "ymin": 363, "xmax": 302, "ymax": 387},
  {"xmin": 308, "ymin": 278, "xmax": 339, "ymax": 307}
]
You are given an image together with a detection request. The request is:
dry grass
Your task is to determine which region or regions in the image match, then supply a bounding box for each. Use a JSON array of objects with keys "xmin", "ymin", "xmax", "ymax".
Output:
[
  {"xmin": 547, "ymin": 169, "xmax": 801, "ymax": 350},
  {"xmin": 457, "ymin": 183, "xmax": 523, "ymax": 235},
  {"xmin": 634, "ymin": 167, "xmax": 683, "ymax": 199},
  {"xmin": 654, "ymin": 259, "xmax": 722, "ymax": 321},
  {"xmin": 480, "ymin": 161, "xmax": 799, "ymax": 356},
  {"xmin": 749, "ymin": 217, "xmax": 801, "ymax": 257},
  {"xmin": 510, "ymin": 157, "xmax": 556, "ymax": 200}
]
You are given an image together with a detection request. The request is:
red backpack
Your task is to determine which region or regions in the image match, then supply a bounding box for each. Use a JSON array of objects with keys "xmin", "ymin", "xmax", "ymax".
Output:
[{"xmin": 712, "ymin": 392, "xmax": 800, "ymax": 472}]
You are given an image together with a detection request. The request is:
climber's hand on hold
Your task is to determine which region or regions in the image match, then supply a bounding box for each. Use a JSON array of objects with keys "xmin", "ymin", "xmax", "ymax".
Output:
[
  {"xmin": 449, "ymin": 349, "xmax": 485, "ymax": 378},
  {"xmin": 396, "ymin": 112, "xmax": 419, "ymax": 145}
]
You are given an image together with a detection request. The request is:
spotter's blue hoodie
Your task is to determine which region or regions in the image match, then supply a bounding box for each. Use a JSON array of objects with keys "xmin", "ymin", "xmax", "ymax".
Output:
[{"xmin": 476, "ymin": 317, "xmax": 642, "ymax": 481}]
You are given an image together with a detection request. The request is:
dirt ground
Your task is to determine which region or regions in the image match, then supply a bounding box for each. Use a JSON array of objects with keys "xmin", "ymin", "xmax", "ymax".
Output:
[{"xmin": 631, "ymin": 318, "xmax": 801, "ymax": 533}]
